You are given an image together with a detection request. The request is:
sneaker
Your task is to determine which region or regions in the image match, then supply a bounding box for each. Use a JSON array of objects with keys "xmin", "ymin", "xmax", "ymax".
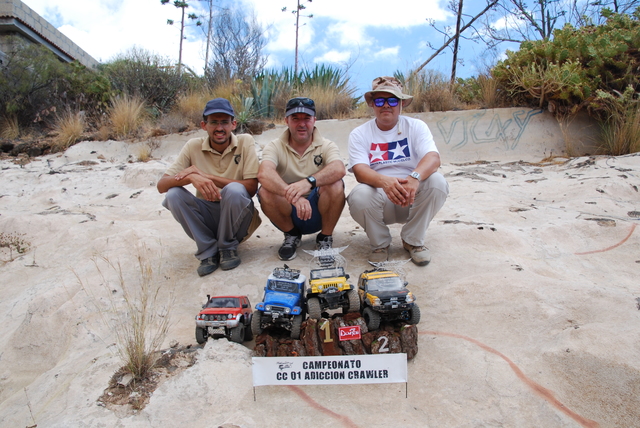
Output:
[
  {"xmin": 278, "ymin": 233, "xmax": 301, "ymax": 261},
  {"xmin": 368, "ymin": 246, "xmax": 389, "ymax": 264},
  {"xmin": 219, "ymin": 249, "xmax": 241, "ymax": 271},
  {"xmin": 403, "ymin": 240, "xmax": 431, "ymax": 266},
  {"xmin": 316, "ymin": 235, "xmax": 334, "ymax": 266},
  {"xmin": 197, "ymin": 255, "xmax": 219, "ymax": 277},
  {"xmin": 316, "ymin": 235, "xmax": 333, "ymax": 250}
]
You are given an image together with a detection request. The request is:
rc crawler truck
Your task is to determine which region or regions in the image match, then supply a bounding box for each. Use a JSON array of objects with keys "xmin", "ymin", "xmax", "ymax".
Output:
[
  {"xmin": 195, "ymin": 295, "xmax": 253, "ymax": 344},
  {"xmin": 306, "ymin": 266, "xmax": 360, "ymax": 320},
  {"xmin": 358, "ymin": 268, "xmax": 420, "ymax": 330},
  {"xmin": 252, "ymin": 265, "xmax": 306, "ymax": 339}
]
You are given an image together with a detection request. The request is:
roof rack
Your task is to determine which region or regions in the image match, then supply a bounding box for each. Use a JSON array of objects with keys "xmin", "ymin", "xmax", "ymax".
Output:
[{"xmin": 272, "ymin": 264, "xmax": 301, "ymax": 280}]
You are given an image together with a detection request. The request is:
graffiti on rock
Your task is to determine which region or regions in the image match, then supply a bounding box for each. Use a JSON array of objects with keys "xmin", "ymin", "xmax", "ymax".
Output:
[{"xmin": 436, "ymin": 109, "xmax": 543, "ymax": 151}]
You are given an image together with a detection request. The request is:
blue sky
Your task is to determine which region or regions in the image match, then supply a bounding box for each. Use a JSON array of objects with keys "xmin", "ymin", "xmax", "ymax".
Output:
[{"xmin": 23, "ymin": 0, "xmax": 503, "ymax": 98}]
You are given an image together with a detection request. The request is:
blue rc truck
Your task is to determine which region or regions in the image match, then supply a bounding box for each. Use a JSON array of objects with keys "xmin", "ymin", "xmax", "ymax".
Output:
[{"xmin": 251, "ymin": 265, "xmax": 306, "ymax": 339}]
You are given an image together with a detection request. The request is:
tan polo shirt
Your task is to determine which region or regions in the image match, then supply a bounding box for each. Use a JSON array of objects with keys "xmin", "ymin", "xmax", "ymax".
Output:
[
  {"xmin": 261, "ymin": 127, "xmax": 342, "ymax": 188},
  {"xmin": 164, "ymin": 133, "xmax": 261, "ymax": 240}
]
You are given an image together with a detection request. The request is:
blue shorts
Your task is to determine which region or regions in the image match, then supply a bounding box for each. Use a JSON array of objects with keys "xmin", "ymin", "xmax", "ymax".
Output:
[{"xmin": 290, "ymin": 188, "xmax": 322, "ymax": 234}]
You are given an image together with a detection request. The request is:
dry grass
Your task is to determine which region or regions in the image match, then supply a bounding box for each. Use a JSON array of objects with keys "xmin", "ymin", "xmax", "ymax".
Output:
[
  {"xmin": 600, "ymin": 103, "xmax": 640, "ymax": 155},
  {"xmin": 404, "ymin": 71, "xmax": 459, "ymax": 112},
  {"xmin": 53, "ymin": 111, "xmax": 85, "ymax": 151},
  {"xmin": 109, "ymin": 95, "xmax": 148, "ymax": 140},
  {"xmin": 0, "ymin": 116, "xmax": 20, "ymax": 139},
  {"xmin": 301, "ymin": 85, "xmax": 354, "ymax": 120},
  {"xmin": 135, "ymin": 143, "xmax": 153, "ymax": 162},
  {"xmin": 78, "ymin": 250, "xmax": 173, "ymax": 380},
  {"xmin": 478, "ymin": 73, "xmax": 500, "ymax": 109},
  {"xmin": 175, "ymin": 92, "xmax": 211, "ymax": 126}
]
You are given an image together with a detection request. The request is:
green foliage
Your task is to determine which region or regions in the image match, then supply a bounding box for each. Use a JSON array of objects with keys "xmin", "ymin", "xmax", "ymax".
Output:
[
  {"xmin": 101, "ymin": 47, "xmax": 191, "ymax": 114},
  {"xmin": 493, "ymin": 10, "xmax": 640, "ymax": 112},
  {"xmin": 0, "ymin": 37, "xmax": 111, "ymax": 128},
  {"xmin": 594, "ymin": 86, "xmax": 640, "ymax": 155}
]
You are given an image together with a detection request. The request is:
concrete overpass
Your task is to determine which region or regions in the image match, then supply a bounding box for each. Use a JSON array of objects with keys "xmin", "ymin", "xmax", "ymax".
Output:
[{"xmin": 0, "ymin": 0, "xmax": 98, "ymax": 69}]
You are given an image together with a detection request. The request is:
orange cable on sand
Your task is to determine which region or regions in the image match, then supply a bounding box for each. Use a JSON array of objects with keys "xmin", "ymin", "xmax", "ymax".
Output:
[
  {"xmin": 421, "ymin": 330, "xmax": 600, "ymax": 428},
  {"xmin": 575, "ymin": 223, "xmax": 637, "ymax": 255}
]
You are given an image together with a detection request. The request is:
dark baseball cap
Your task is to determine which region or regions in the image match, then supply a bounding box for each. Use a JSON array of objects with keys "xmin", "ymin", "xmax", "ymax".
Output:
[
  {"xmin": 285, "ymin": 97, "xmax": 316, "ymax": 117},
  {"xmin": 203, "ymin": 98, "xmax": 235, "ymax": 117}
]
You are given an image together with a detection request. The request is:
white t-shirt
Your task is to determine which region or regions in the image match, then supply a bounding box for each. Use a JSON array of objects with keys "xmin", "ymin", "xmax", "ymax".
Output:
[{"xmin": 348, "ymin": 116, "xmax": 439, "ymax": 178}]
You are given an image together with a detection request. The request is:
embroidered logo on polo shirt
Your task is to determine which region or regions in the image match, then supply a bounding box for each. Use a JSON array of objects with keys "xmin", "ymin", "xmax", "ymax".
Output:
[
  {"xmin": 314, "ymin": 154, "xmax": 323, "ymax": 166},
  {"xmin": 234, "ymin": 154, "xmax": 241, "ymax": 164},
  {"xmin": 369, "ymin": 138, "xmax": 410, "ymax": 165}
]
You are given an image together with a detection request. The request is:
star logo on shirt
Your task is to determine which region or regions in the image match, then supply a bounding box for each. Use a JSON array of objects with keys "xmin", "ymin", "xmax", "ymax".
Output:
[{"xmin": 370, "ymin": 144, "xmax": 386, "ymax": 162}]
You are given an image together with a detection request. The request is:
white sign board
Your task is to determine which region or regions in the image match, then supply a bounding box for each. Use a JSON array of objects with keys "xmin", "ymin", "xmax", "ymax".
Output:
[{"xmin": 252, "ymin": 353, "xmax": 407, "ymax": 386}]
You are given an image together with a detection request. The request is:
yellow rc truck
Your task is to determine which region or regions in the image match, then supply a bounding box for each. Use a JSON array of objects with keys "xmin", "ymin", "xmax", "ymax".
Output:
[
  {"xmin": 358, "ymin": 268, "xmax": 420, "ymax": 330},
  {"xmin": 306, "ymin": 266, "xmax": 360, "ymax": 320}
]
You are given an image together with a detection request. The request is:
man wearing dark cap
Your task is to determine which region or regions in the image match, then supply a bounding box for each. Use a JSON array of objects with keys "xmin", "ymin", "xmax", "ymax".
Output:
[
  {"xmin": 347, "ymin": 76, "xmax": 449, "ymax": 266},
  {"xmin": 258, "ymin": 97, "xmax": 346, "ymax": 261},
  {"xmin": 158, "ymin": 98, "xmax": 261, "ymax": 276}
]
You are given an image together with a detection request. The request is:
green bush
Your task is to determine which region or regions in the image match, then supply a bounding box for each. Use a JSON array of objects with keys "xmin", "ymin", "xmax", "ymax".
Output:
[
  {"xmin": 493, "ymin": 9, "xmax": 640, "ymax": 113},
  {"xmin": 101, "ymin": 47, "xmax": 194, "ymax": 114},
  {"xmin": 0, "ymin": 37, "xmax": 111, "ymax": 130}
]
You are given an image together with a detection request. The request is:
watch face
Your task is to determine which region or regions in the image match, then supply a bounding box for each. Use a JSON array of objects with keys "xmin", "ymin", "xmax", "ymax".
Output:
[{"xmin": 410, "ymin": 172, "xmax": 420, "ymax": 180}]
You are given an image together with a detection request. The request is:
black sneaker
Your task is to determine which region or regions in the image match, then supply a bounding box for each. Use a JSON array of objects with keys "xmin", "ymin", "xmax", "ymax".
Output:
[
  {"xmin": 219, "ymin": 249, "xmax": 241, "ymax": 271},
  {"xmin": 316, "ymin": 235, "xmax": 333, "ymax": 250},
  {"xmin": 316, "ymin": 235, "xmax": 334, "ymax": 266},
  {"xmin": 278, "ymin": 233, "xmax": 301, "ymax": 261},
  {"xmin": 197, "ymin": 255, "xmax": 219, "ymax": 277}
]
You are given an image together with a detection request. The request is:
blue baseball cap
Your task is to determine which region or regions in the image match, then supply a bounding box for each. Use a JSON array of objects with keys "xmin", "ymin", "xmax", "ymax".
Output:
[{"xmin": 203, "ymin": 98, "xmax": 235, "ymax": 118}]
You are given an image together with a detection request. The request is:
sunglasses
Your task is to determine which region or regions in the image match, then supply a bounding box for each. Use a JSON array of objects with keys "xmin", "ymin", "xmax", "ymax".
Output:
[
  {"xmin": 373, "ymin": 97, "xmax": 400, "ymax": 107},
  {"xmin": 286, "ymin": 97, "xmax": 315, "ymax": 110}
]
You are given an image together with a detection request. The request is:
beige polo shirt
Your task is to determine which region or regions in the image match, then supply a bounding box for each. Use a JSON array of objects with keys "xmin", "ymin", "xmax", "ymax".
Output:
[
  {"xmin": 261, "ymin": 127, "xmax": 342, "ymax": 188},
  {"xmin": 164, "ymin": 133, "xmax": 261, "ymax": 240}
]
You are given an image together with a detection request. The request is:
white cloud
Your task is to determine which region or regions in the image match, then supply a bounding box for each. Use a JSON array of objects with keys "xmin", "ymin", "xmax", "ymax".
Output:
[
  {"xmin": 313, "ymin": 50, "xmax": 351, "ymax": 64},
  {"xmin": 374, "ymin": 46, "xmax": 400, "ymax": 59}
]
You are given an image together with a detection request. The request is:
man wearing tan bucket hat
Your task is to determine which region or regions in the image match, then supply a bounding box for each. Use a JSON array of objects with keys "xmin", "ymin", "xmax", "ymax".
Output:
[{"xmin": 347, "ymin": 76, "xmax": 449, "ymax": 266}]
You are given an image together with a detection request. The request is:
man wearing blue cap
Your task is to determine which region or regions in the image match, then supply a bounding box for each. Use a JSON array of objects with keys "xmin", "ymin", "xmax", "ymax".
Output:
[
  {"xmin": 158, "ymin": 98, "xmax": 261, "ymax": 276},
  {"xmin": 258, "ymin": 97, "xmax": 346, "ymax": 261}
]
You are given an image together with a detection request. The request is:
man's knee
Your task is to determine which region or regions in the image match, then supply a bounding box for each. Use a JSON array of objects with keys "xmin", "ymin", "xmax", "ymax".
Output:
[
  {"xmin": 319, "ymin": 180, "xmax": 345, "ymax": 201},
  {"xmin": 163, "ymin": 187, "xmax": 191, "ymax": 210},
  {"xmin": 422, "ymin": 172, "xmax": 449, "ymax": 195},
  {"xmin": 347, "ymin": 184, "xmax": 377, "ymax": 208}
]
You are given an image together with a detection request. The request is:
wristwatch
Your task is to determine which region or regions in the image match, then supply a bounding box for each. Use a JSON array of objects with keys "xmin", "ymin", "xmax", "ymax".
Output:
[
  {"xmin": 306, "ymin": 176, "xmax": 317, "ymax": 189},
  {"xmin": 409, "ymin": 171, "xmax": 421, "ymax": 181}
]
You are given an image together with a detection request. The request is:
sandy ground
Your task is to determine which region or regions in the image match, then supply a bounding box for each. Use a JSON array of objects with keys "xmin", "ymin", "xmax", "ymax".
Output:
[{"xmin": 0, "ymin": 122, "xmax": 639, "ymax": 428}]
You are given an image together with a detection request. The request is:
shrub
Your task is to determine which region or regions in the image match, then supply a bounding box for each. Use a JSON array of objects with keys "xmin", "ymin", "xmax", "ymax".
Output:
[
  {"xmin": 109, "ymin": 95, "xmax": 147, "ymax": 139},
  {"xmin": 101, "ymin": 47, "xmax": 191, "ymax": 114},
  {"xmin": 595, "ymin": 87, "xmax": 640, "ymax": 155},
  {"xmin": 0, "ymin": 115, "xmax": 20, "ymax": 139},
  {"xmin": 53, "ymin": 110, "xmax": 85, "ymax": 151},
  {"xmin": 80, "ymin": 252, "xmax": 173, "ymax": 381},
  {"xmin": 0, "ymin": 231, "xmax": 31, "ymax": 262},
  {"xmin": 397, "ymin": 70, "xmax": 459, "ymax": 112}
]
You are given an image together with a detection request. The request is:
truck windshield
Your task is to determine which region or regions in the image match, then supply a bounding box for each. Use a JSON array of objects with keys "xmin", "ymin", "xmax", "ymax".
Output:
[
  {"xmin": 311, "ymin": 267, "xmax": 345, "ymax": 280},
  {"xmin": 268, "ymin": 280, "xmax": 299, "ymax": 293},
  {"xmin": 207, "ymin": 297, "xmax": 240, "ymax": 308},
  {"xmin": 367, "ymin": 276, "xmax": 404, "ymax": 291}
]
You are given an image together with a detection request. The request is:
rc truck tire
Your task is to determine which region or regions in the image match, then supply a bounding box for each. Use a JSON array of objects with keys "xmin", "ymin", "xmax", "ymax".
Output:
[
  {"xmin": 408, "ymin": 303, "xmax": 421, "ymax": 325},
  {"xmin": 251, "ymin": 310, "xmax": 263, "ymax": 336},
  {"xmin": 244, "ymin": 318, "xmax": 254, "ymax": 341},
  {"xmin": 363, "ymin": 307, "xmax": 381, "ymax": 331},
  {"xmin": 291, "ymin": 314, "xmax": 303, "ymax": 339},
  {"xmin": 230, "ymin": 324, "xmax": 245, "ymax": 343},
  {"xmin": 195, "ymin": 326, "xmax": 207, "ymax": 344},
  {"xmin": 347, "ymin": 288, "xmax": 360, "ymax": 313},
  {"xmin": 307, "ymin": 297, "xmax": 322, "ymax": 320}
]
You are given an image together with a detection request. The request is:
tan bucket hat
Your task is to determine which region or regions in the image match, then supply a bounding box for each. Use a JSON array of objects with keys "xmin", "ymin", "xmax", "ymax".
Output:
[{"xmin": 364, "ymin": 76, "xmax": 413, "ymax": 108}]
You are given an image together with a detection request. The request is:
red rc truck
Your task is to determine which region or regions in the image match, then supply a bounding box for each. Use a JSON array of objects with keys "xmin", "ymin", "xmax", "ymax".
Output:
[{"xmin": 195, "ymin": 295, "xmax": 253, "ymax": 344}]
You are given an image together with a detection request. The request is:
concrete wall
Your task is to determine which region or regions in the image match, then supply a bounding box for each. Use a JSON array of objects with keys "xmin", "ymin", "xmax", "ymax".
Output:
[
  {"xmin": 0, "ymin": 0, "xmax": 98, "ymax": 69},
  {"xmin": 254, "ymin": 108, "xmax": 602, "ymax": 164}
]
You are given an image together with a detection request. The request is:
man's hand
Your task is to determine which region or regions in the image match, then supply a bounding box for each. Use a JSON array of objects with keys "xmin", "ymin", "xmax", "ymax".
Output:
[
  {"xmin": 189, "ymin": 173, "xmax": 221, "ymax": 201},
  {"xmin": 381, "ymin": 175, "xmax": 410, "ymax": 206},
  {"xmin": 293, "ymin": 197, "xmax": 313, "ymax": 221},
  {"xmin": 174, "ymin": 165, "xmax": 202, "ymax": 181},
  {"xmin": 284, "ymin": 180, "xmax": 312, "ymax": 205},
  {"xmin": 401, "ymin": 175, "xmax": 419, "ymax": 207}
]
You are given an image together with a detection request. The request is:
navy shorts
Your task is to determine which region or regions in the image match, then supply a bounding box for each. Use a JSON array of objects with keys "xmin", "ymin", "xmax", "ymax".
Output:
[{"xmin": 291, "ymin": 188, "xmax": 322, "ymax": 234}]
